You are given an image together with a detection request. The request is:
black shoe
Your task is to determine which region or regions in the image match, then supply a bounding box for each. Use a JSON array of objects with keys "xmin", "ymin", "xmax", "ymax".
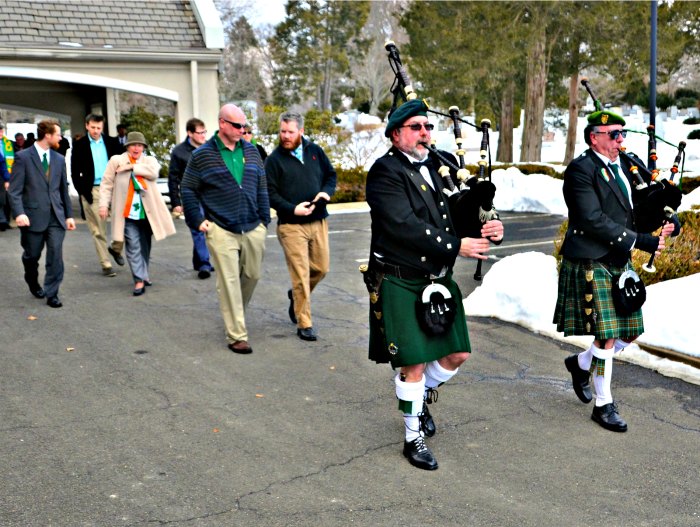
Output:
[
  {"xmin": 591, "ymin": 402, "xmax": 628, "ymax": 432},
  {"xmin": 133, "ymin": 286, "xmax": 146, "ymax": 296},
  {"xmin": 197, "ymin": 269, "xmax": 211, "ymax": 280},
  {"xmin": 287, "ymin": 289, "xmax": 297, "ymax": 324},
  {"xmin": 297, "ymin": 327, "xmax": 317, "ymax": 341},
  {"xmin": 102, "ymin": 267, "xmax": 117, "ymax": 277},
  {"xmin": 46, "ymin": 296, "xmax": 62, "ymax": 308},
  {"xmin": 108, "ymin": 247, "xmax": 125, "ymax": 266},
  {"xmin": 144, "ymin": 280, "xmax": 153, "ymax": 287},
  {"xmin": 419, "ymin": 402, "xmax": 436, "ymax": 438},
  {"xmin": 0, "ymin": 222, "xmax": 9, "ymax": 231},
  {"xmin": 564, "ymin": 354, "xmax": 593, "ymax": 404},
  {"xmin": 403, "ymin": 437, "xmax": 438, "ymax": 470},
  {"xmin": 29, "ymin": 284, "xmax": 46, "ymax": 299}
]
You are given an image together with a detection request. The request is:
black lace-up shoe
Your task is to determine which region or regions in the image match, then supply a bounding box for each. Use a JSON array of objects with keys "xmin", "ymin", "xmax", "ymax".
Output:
[
  {"xmin": 403, "ymin": 437, "xmax": 438, "ymax": 470},
  {"xmin": 592, "ymin": 402, "xmax": 628, "ymax": 432},
  {"xmin": 564, "ymin": 354, "xmax": 593, "ymax": 404}
]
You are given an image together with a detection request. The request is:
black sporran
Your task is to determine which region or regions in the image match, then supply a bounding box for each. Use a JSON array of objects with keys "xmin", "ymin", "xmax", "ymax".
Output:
[
  {"xmin": 611, "ymin": 269, "xmax": 646, "ymax": 316},
  {"xmin": 415, "ymin": 283, "xmax": 457, "ymax": 336}
]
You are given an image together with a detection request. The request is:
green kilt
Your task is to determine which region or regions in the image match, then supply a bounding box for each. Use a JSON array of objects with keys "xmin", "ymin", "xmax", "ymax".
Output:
[
  {"xmin": 368, "ymin": 272, "xmax": 471, "ymax": 367},
  {"xmin": 553, "ymin": 258, "xmax": 644, "ymax": 340}
]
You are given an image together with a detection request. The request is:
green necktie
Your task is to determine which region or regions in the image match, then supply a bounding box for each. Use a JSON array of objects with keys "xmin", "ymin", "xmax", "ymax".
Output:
[
  {"xmin": 42, "ymin": 152, "xmax": 49, "ymax": 173},
  {"xmin": 608, "ymin": 163, "xmax": 628, "ymax": 200}
]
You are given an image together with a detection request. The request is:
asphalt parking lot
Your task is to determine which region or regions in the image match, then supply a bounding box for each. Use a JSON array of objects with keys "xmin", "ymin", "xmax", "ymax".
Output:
[{"xmin": 0, "ymin": 206, "xmax": 698, "ymax": 526}]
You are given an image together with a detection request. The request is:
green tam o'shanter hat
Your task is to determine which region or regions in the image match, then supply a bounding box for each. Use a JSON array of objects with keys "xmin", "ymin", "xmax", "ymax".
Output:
[
  {"xmin": 385, "ymin": 98, "xmax": 430, "ymax": 137},
  {"xmin": 587, "ymin": 109, "xmax": 626, "ymax": 127}
]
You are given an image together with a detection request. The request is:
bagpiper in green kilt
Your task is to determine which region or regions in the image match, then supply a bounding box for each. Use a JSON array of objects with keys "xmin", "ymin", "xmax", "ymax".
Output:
[
  {"xmin": 369, "ymin": 271, "xmax": 471, "ymax": 368},
  {"xmin": 553, "ymin": 257, "xmax": 644, "ymax": 340}
]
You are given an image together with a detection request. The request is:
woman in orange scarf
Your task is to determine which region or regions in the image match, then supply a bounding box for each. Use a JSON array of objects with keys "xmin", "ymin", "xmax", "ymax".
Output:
[{"xmin": 99, "ymin": 132, "xmax": 175, "ymax": 295}]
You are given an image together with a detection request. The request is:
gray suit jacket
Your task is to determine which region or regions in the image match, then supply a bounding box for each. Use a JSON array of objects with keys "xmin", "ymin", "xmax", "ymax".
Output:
[{"xmin": 8, "ymin": 146, "xmax": 73, "ymax": 232}]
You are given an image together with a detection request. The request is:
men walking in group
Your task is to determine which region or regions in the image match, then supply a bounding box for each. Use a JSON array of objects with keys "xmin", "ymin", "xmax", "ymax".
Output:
[
  {"xmin": 8, "ymin": 119, "xmax": 76, "ymax": 308},
  {"xmin": 365, "ymin": 100, "xmax": 503, "ymax": 470},
  {"xmin": 265, "ymin": 112, "xmax": 336, "ymax": 342},
  {"xmin": 181, "ymin": 104, "xmax": 270, "ymax": 354},
  {"xmin": 70, "ymin": 114, "xmax": 125, "ymax": 277},
  {"xmin": 168, "ymin": 117, "xmax": 213, "ymax": 279}
]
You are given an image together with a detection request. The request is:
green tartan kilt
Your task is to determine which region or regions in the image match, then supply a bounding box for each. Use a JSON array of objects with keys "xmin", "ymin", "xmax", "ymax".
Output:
[
  {"xmin": 368, "ymin": 272, "xmax": 471, "ymax": 367},
  {"xmin": 553, "ymin": 258, "xmax": 644, "ymax": 340}
]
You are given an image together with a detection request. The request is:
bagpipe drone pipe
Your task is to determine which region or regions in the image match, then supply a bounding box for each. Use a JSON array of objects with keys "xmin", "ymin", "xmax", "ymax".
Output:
[
  {"xmin": 385, "ymin": 40, "xmax": 501, "ymax": 280},
  {"xmin": 580, "ymin": 78, "xmax": 684, "ymax": 272}
]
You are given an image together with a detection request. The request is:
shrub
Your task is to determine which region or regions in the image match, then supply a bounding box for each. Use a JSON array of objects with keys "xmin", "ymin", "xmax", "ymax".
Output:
[
  {"xmin": 688, "ymin": 129, "xmax": 700, "ymax": 140},
  {"xmin": 553, "ymin": 209, "xmax": 700, "ymax": 284},
  {"xmin": 682, "ymin": 117, "xmax": 700, "ymax": 125},
  {"xmin": 332, "ymin": 166, "xmax": 366, "ymax": 203}
]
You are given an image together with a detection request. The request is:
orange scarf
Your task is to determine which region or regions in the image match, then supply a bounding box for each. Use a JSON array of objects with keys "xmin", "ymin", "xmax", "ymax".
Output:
[{"xmin": 122, "ymin": 155, "xmax": 148, "ymax": 218}]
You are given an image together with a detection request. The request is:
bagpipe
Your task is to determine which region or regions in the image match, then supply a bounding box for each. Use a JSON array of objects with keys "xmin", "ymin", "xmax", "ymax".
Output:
[
  {"xmin": 385, "ymin": 40, "xmax": 501, "ymax": 281},
  {"xmin": 580, "ymin": 78, "xmax": 684, "ymax": 272}
]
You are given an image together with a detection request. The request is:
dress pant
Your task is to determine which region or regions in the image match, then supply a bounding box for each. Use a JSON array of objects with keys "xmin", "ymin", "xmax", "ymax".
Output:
[
  {"xmin": 124, "ymin": 218, "xmax": 152, "ymax": 283},
  {"xmin": 206, "ymin": 222, "xmax": 266, "ymax": 343},
  {"xmin": 0, "ymin": 182, "xmax": 8, "ymax": 224},
  {"xmin": 190, "ymin": 205, "xmax": 211, "ymax": 271},
  {"xmin": 20, "ymin": 210, "xmax": 65, "ymax": 298},
  {"xmin": 82, "ymin": 186, "xmax": 123, "ymax": 270},
  {"xmin": 276, "ymin": 219, "xmax": 329, "ymax": 329}
]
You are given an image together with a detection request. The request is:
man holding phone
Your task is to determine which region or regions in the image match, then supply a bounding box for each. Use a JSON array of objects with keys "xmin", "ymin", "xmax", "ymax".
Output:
[{"xmin": 265, "ymin": 111, "xmax": 336, "ymax": 341}]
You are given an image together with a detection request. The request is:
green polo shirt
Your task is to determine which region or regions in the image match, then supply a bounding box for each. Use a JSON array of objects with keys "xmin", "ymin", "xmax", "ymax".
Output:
[{"xmin": 214, "ymin": 131, "xmax": 244, "ymax": 184}]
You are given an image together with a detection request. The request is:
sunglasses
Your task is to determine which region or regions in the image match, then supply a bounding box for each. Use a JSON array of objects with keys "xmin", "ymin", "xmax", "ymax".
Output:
[
  {"xmin": 594, "ymin": 129, "xmax": 627, "ymax": 140},
  {"xmin": 220, "ymin": 118, "xmax": 246, "ymax": 130},
  {"xmin": 400, "ymin": 122, "xmax": 434, "ymax": 132}
]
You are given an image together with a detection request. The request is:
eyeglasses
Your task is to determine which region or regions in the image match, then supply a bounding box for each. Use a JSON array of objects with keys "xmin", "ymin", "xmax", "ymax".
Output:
[
  {"xmin": 400, "ymin": 122, "xmax": 434, "ymax": 132},
  {"xmin": 242, "ymin": 131, "xmax": 252, "ymax": 135},
  {"xmin": 193, "ymin": 130, "xmax": 207, "ymax": 135},
  {"xmin": 593, "ymin": 129, "xmax": 627, "ymax": 140},
  {"xmin": 220, "ymin": 118, "xmax": 246, "ymax": 130}
]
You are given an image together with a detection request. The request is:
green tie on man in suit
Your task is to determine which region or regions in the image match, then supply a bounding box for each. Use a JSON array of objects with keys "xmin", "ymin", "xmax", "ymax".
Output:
[{"xmin": 8, "ymin": 119, "xmax": 76, "ymax": 308}]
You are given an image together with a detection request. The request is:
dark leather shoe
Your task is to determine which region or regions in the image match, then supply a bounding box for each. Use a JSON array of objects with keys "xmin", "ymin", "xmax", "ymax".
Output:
[
  {"xmin": 287, "ymin": 289, "xmax": 297, "ymax": 324},
  {"xmin": 102, "ymin": 267, "xmax": 117, "ymax": 277},
  {"xmin": 403, "ymin": 437, "xmax": 438, "ymax": 470},
  {"xmin": 133, "ymin": 286, "xmax": 146, "ymax": 296},
  {"xmin": 592, "ymin": 402, "xmax": 628, "ymax": 432},
  {"xmin": 197, "ymin": 269, "xmax": 211, "ymax": 279},
  {"xmin": 29, "ymin": 284, "xmax": 46, "ymax": 299},
  {"xmin": 0, "ymin": 222, "xmax": 9, "ymax": 231},
  {"xmin": 46, "ymin": 296, "xmax": 62, "ymax": 308},
  {"xmin": 564, "ymin": 354, "xmax": 593, "ymax": 404},
  {"xmin": 144, "ymin": 280, "xmax": 153, "ymax": 287},
  {"xmin": 419, "ymin": 402, "xmax": 436, "ymax": 438},
  {"xmin": 108, "ymin": 247, "xmax": 125, "ymax": 266},
  {"xmin": 297, "ymin": 327, "xmax": 317, "ymax": 341},
  {"xmin": 228, "ymin": 340, "xmax": 253, "ymax": 354}
]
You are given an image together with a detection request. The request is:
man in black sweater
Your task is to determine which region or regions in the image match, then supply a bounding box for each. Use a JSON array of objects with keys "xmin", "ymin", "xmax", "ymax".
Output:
[
  {"xmin": 168, "ymin": 117, "xmax": 212, "ymax": 279},
  {"xmin": 265, "ymin": 111, "xmax": 336, "ymax": 341}
]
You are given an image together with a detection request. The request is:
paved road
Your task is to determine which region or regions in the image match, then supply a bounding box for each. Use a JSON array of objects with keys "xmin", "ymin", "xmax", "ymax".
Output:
[{"xmin": 1, "ymin": 207, "xmax": 697, "ymax": 526}]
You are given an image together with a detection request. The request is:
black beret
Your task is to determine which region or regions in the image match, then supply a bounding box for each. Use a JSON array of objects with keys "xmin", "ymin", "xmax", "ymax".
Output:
[{"xmin": 385, "ymin": 98, "xmax": 429, "ymax": 138}]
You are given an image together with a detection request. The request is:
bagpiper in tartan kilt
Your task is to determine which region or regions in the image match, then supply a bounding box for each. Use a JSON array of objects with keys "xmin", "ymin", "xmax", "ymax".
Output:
[{"xmin": 553, "ymin": 257, "xmax": 644, "ymax": 341}]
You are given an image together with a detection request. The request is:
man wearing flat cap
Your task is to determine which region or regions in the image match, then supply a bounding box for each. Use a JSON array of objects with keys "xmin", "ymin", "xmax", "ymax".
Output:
[
  {"xmin": 364, "ymin": 99, "xmax": 504, "ymax": 470},
  {"xmin": 554, "ymin": 106, "xmax": 675, "ymax": 433}
]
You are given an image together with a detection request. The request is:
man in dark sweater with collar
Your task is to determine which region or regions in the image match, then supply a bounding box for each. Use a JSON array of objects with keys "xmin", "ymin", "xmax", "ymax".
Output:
[
  {"xmin": 181, "ymin": 104, "xmax": 270, "ymax": 355},
  {"xmin": 265, "ymin": 111, "xmax": 336, "ymax": 342}
]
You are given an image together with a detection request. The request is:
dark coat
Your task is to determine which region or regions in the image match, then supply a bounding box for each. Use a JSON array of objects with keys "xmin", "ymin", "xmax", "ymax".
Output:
[
  {"xmin": 8, "ymin": 147, "xmax": 73, "ymax": 231},
  {"xmin": 366, "ymin": 146, "xmax": 460, "ymax": 276},
  {"xmin": 70, "ymin": 134, "xmax": 124, "ymax": 203},
  {"xmin": 560, "ymin": 148, "xmax": 648, "ymax": 265}
]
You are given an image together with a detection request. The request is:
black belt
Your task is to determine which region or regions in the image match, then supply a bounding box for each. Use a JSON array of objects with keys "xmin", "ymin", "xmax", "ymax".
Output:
[{"xmin": 374, "ymin": 260, "xmax": 430, "ymax": 280}]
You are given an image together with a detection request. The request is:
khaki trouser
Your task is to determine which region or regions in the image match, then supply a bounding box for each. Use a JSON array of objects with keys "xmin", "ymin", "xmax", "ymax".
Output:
[
  {"xmin": 276, "ymin": 219, "xmax": 329, "ymax": 329},
  {"xmin": 206, "ymin": 222, "xmax": 267, "ymax": 343},
  {"xmin": 82, "ymin": 186, "xmax": 123, "ymax": 270}
]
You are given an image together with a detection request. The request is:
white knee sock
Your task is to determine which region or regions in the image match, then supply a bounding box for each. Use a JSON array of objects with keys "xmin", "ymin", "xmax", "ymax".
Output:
[
  {"xmin": 424, "ymin": 360, "xmax": 458, "ymax": 389},
  {"xmin": 395, "ymin": 374, "xmax": 426, "ymax": 442},
  {"xmin": 577, "ymin": 343, "xmax": 594, "ymax": 371},
  {"xmin": 591, "ymin": 345, "xmax": 614, "ymax": 407},
  {"xmin": 614, "ymin": 339, "xmax": 628, "ymax": 354}
]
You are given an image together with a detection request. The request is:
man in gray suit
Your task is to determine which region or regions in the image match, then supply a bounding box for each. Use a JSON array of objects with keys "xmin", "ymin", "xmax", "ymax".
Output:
[{"xmin": 8, "ymin": 119, "xmax": 76, "ymax": 308}]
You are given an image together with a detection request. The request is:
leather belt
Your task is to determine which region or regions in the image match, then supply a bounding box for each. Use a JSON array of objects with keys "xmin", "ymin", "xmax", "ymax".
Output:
[{"xmin": 374, "ymin": 259, "xmax": 429, "ymax": 280}]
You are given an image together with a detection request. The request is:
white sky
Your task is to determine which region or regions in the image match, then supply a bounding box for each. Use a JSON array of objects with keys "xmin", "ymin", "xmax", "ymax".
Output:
[{"xmin": 247, "ymin": 0, "xmax": 287, "ymax": 28}]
